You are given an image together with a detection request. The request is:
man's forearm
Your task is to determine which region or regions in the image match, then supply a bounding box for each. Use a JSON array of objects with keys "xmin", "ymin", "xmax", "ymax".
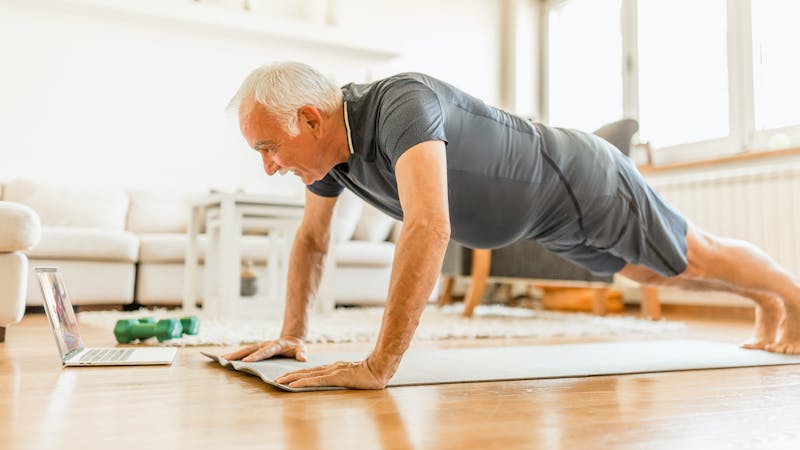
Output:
[
  {"xmin": 280, "ymin": 232, "xmax": 329, "ymax": 339},
  {"xmin": 367, "ymin": 221, "xmax": 450, "ymax": 381}
]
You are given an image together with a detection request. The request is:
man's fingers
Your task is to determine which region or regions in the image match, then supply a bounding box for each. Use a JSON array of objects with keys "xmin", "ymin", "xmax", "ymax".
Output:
[
  {"xmin": 222, "ymin": 337, "xmax": 307, "ymax": 362},
  {"xmin": 221, "ymin": 344, "xmax": 261, "ymax": 361},
  {"xmin": 279, "ymin": 362, "xmax": 343, "ymax": 379},
  {"xmin": 276, "ymin": 367, "xmax": 322, "ymax": 384},
  {"xmin": 286, "ymin": 369, "xmax": 347, "ymax": 388},
  {"xmin": 242, "ymin": 341, "xmax": 284, "ymax": 362},
  {"xmin": 276, "ymin": 362, "xmax": 349, "ymax": 384},
  {"xmin": 286, "ymin": 375, "xmax": 330, "ymax": 388}
]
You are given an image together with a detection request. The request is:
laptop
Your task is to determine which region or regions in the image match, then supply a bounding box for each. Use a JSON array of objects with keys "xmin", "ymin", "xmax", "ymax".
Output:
[{"xmin": 35, "ymin": 266, "xmax": 177, "ymax": 366}]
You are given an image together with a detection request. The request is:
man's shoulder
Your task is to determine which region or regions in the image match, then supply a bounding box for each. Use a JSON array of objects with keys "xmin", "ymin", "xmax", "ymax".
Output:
[
  {"xmin": 365, "ymin": 73, "xmax": 433, "ymax": 94},
  {"xmin": 384, "ymin": 72, "xmax": 433, "ymax": 84},
  {"xmin": 344, "ymin": 73, "xmax": 435, "ymax": 102}
]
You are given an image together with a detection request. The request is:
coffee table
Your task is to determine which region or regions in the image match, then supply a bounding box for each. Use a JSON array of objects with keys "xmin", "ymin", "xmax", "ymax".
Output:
[{"xmin": 182, "ymin": 193, "xmax": 315, "ymax": 319}]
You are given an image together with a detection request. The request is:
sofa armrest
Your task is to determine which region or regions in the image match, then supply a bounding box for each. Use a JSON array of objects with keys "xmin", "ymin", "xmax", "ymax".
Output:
[{"xmin": 0, "ymin": 201, "xmax": 41, "ymax": 252}]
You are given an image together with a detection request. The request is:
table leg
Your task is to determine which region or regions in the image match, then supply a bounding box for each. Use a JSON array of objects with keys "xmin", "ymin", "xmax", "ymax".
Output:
[
  {"xmin": 204, "ymin": 216, "xmax": 220, "ymax": 317},
  {"xmin": 437, "ymin": 276, "xmax": 456, "ymax": 307},
  {"xmin": 641, "ymin": 286, "xmax": 661, "ymax": 320},
  {"xmin": 592, "ymin": 287, "xmax": 609, "ymax": 316},
  {"xmin": 182, "ymin": 205, "xmax": 201, "ymax": 313},
  {"xmin": 463, "ymin": 249, "xmax": 491, "ymax": 317},
  {"xmin": 217, "ymin": 195, "xmax": 241, "ymax": 319}
]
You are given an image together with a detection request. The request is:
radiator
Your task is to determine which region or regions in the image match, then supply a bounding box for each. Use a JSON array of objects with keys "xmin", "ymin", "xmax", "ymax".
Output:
[{"xmin": 646, "ymin": 163, "xmax": 800, "ymax": 279}]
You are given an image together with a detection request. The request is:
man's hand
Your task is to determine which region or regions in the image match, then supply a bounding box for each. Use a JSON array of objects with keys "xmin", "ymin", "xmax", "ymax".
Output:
[
  {"xmin": 275, "ymin": 359, "xmax": 387, "ymax": 390},
  {"xmin": 221, "ymin": 336, "xmax": 308, "ymax": 362}
]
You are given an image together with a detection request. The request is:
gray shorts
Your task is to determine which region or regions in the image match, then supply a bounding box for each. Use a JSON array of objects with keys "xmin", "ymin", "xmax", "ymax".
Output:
[{"xmin": 532, "ymin": 126, "xmax": 689, "ymax": 277}]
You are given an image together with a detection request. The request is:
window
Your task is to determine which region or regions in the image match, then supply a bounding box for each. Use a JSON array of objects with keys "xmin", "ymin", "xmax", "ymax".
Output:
[
  {"xmin": 751, "ymin": 0, "xmax": 800, "ymax": 132},
  {"xmin": 637, "ymin": 0, "xmax": 729, "ymax": 148},
  {"xmin": 547, "ymin": 0, "xmax": 622, "ymax": 131},
  {"xmin": 542, "ymin": 1, "xmax": 800, "ymax": 163}
]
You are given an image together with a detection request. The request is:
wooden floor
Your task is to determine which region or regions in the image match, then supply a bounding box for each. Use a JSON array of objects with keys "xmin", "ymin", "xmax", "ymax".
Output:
[{"xmin": 2, "ymin": 307, "xmax": 800, "ymax": 450}]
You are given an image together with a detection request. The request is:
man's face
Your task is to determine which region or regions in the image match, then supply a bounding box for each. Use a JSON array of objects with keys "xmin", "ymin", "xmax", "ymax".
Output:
[{"xmin": 240, "ymin": 102, "xmax": 328, "ymax": 185}]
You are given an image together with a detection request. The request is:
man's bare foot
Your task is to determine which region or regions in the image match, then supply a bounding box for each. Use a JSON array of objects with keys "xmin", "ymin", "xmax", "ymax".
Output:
[
  {"xmin": 765, "ymin": 306, "xmax": 800, "ymax": 354},
  {"xmin": 741, "ymin": 296, "xmax": 784, "ymax": 350}
]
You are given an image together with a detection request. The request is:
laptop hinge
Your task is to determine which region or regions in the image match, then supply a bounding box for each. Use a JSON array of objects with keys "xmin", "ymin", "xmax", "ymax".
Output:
[{"xmin": 64, "ymin": 347, "xmax": 84, "ymax": 362}]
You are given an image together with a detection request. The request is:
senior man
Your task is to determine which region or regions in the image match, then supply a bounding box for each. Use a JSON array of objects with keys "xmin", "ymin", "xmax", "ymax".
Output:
[{"xmin": 221, "ymin": 62, "xmax": 800, "ymax": 389}]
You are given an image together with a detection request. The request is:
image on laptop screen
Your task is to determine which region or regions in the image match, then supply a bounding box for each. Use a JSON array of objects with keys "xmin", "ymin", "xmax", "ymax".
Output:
[{"xmin": 36, "ymin": 267, "xmax": 83, "ymax": 359}]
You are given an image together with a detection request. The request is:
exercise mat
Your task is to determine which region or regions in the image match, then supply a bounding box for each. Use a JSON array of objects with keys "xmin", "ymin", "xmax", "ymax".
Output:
[{"xmin": 202, "ymin": 339, "xmax": 800, "ymax": 392}]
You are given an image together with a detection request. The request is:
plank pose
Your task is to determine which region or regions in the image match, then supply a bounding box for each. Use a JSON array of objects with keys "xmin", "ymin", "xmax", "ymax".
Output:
[{"xmin": 222, "ymin": 62, "xmax": 800, "ymax": 389}]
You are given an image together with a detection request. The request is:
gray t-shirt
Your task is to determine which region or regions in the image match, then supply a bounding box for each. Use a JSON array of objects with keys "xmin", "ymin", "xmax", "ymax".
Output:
[
  {"xmin": 309, "ymin": 73, "xmax": 689, "ymax": 277},
  {"xmin": 310, "ymin": 73, "xmax": 564, "ymax": 249},
  {"xmin": 308, "ymin": 73, "xmax": 620, "ymax": 250}
]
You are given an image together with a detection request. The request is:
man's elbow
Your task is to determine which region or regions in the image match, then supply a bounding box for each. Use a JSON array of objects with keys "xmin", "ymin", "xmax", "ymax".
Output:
[
  {"xmin": 295, "ymin": 227, "xmax": 331, "ymax": 254},
  {"xmin": 405, "ymin": 217, "xmax": 451, "ymax": 245}
]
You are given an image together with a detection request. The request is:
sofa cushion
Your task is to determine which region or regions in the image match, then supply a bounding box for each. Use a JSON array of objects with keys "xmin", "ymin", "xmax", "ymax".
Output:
[
  {"xmin": 388, "ymin": 220, "xmax": 402, "ymax": 243},
  {"xmin": 336, "ymin": 241, "xmax": 395, "ymax": 266},
  {"xmin": 2, "ymin": 179, "xmax": 129, "ymax": 230},
  {"xmin": 0, "ymin": 201, "xmax": 41, "ymax": 252},
  {"xmin": 0, "ymin": 252, "xmax": 28, "ymax": 325},
  {"xmin": 25, "ymin": 260, "xmax": 135, "ymax": 305},
  {"xmin": 353, "ymin": 202, "xmax": 396, "ymax": 242},
  {"xmin": 26, "ymin": 226, "xmax": 139, "ymax": 262},
  {"xmin": 137, "ymin": 233, "xmax": 272, "ymax": 264},
  {"xmin": 127, "ymin": 190, "xmax": 203, "ymax": 233},
  {"xmin": 331, "ymin": 190, "xmax": 363, "ymax": 243}
]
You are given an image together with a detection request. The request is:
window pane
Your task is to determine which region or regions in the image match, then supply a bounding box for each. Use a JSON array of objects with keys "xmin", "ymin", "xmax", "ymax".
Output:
[
  {"xmin": 637, "ymin": 0, "xmax": 729, "ymax": 148},
  {"xmin": 752, "ymin": 0, "xmax": 800, "ymax": 131},
  {"xmin": 548, "ymin": 0, "xmax": 622, "ymax": 131}
]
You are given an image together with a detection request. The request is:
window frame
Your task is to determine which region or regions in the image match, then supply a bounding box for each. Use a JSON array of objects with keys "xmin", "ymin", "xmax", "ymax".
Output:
[{"xmin": 540, "ymin": 0, "xmax": 800, "ymax": 165}]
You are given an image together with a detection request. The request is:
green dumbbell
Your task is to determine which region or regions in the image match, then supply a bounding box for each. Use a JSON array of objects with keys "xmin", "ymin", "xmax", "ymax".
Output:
[
  {"xmin": 114, "ymin": 318, "xmax": 183, "ymax": 343},
  {"xmin": 179, "ymin": 316, "xmax": 200, "ymax": 335},
  {"xmin": 140, "ymin": 316, "xmax": 198, "ymax": 334}
]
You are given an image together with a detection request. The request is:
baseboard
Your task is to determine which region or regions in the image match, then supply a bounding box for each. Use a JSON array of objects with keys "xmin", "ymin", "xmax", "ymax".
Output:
[
  {"xmin": 621, "ymin": 287, "xmax": 752, "ymax": 307},
  {"xmin": 658, "ymin": 304, "xmax": 755, "ymax": 321}
]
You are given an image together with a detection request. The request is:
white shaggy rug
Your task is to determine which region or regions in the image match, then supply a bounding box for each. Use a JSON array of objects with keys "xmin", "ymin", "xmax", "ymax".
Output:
[{"xmin": 77, "ymin": 304, "xmax": 685, "ymax": 347}]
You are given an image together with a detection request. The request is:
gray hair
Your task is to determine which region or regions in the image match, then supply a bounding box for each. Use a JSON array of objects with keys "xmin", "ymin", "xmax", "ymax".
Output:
[{"xmin": 227, "ymin": 62, "xmax": 343, "ymax": 136}]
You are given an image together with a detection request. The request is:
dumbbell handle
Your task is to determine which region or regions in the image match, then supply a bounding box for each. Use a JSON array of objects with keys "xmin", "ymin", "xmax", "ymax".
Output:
[{"xmin": 115, "ymin": 318, "xmax": 183, "ymax": 343}]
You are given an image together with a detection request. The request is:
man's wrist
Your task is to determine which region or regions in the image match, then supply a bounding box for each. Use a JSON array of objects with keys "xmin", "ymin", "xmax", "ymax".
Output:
[
  {"xmin": 280, "ymin": 333, "xmax": 305, "ymax": 341},
  {"xmin": 366, "ymin": 352, "xmax": 402, "ymax": 381}
]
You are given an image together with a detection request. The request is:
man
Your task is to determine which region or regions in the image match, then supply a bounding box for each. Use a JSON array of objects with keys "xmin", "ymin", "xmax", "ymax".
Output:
[{"xmin": 221, "ymin": 62, "xmax": 800, "ymax": 389}]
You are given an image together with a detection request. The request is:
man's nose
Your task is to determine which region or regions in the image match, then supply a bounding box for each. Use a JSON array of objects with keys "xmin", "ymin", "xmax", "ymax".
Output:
[{"xmin": 261, "ymin": 153, "xmax": 278, "ymax": 175}]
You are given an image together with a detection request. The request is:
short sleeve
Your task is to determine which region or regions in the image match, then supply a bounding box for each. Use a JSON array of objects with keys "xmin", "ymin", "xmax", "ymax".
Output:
[
  {"xmin": 377, "ymin": 79, "xmax": 448, "ymax": 168},
  {"xmin": 307, "ymin": 172, "xmax": 344, "ymax": 197}
]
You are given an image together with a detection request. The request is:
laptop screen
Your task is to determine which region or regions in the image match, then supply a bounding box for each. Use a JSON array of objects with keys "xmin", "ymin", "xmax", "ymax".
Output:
[{"xmin": 35, "ymin": 267, "xmax": 84, "ymax": 360}]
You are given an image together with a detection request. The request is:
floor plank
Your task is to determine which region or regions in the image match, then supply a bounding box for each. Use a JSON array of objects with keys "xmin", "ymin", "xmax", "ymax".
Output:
[{"xmin": 2, "ymin": 309, "xmax": 800, "ymax": 449}]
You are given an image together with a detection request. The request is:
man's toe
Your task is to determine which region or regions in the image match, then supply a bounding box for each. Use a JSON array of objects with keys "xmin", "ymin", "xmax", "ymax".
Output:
[{"xmin": 741, "ymin": 341, "xmax": 767, "ymax": 350}]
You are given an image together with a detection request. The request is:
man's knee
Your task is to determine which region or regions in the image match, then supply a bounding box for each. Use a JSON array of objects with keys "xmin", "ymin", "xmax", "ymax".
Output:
[
  {"xmin": 683, "ymin": 225, "xmax": 725, "ymax": 279},
  {"xmin": 619, "ymin": 263, "xmax": 672, "ymax": 286}
]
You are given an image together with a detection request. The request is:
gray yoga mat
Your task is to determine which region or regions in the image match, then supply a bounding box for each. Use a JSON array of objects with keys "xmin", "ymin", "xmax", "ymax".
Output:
[{"xmin": 202, "ymin": 339, "xmax": 800, "ymax": 392}]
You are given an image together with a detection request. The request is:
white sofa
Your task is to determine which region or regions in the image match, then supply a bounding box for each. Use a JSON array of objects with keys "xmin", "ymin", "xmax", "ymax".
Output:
[
  {"xmin": 0, "ymin": 199, "xmax": 41, "ymax": 341},
  {"xmin": 0, "ymin": 179, "xmax": 403, "ymax": 312}
]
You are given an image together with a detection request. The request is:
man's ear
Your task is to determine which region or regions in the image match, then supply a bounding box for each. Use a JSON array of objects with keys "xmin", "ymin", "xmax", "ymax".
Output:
[{"xmin": 297, "ymin": 105, "xmax": 323, "ymax": 137}]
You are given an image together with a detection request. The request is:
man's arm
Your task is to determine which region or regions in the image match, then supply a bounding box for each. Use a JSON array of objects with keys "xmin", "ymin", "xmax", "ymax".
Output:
[
  {"xmin": 275, "ymin": 140, "xmax": 449, "ymax": 388},
  {"xmin": 281, "ymin": 189, "xmax": 338, "ymax": 339},
  {"xmin": 222, "ymin": 189, "xmax": 336, "ymax": 362},
  {"xmin": 366, "ymin": 139, "xmax": 451, "ymax": 381}
]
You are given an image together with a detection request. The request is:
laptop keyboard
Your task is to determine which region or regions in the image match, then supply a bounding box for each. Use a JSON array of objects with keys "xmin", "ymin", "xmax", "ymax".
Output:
[{"xmin": 79, "ymin": 348, "xmax": 136, "ymax": 363}]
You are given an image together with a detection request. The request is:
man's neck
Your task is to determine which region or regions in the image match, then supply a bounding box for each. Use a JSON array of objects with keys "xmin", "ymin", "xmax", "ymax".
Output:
[{"xmin": 328, "ymin": 101, "xmax": 351, "ymax": 165}]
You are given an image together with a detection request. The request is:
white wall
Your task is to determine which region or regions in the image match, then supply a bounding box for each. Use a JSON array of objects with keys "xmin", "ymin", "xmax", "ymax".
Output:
[{"xmin": 0, "ymin": 0, "xmax": 502, "ymax": 196}]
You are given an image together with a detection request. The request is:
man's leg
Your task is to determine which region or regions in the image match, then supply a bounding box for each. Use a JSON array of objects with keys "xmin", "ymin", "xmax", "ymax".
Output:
[
  {"xmin": 619, "ymin": 222, "xmax": 800, "ymax": 353},
  {"xmin": 619, "ymin": 263, "xmax": 785, "ymax": 349}
]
